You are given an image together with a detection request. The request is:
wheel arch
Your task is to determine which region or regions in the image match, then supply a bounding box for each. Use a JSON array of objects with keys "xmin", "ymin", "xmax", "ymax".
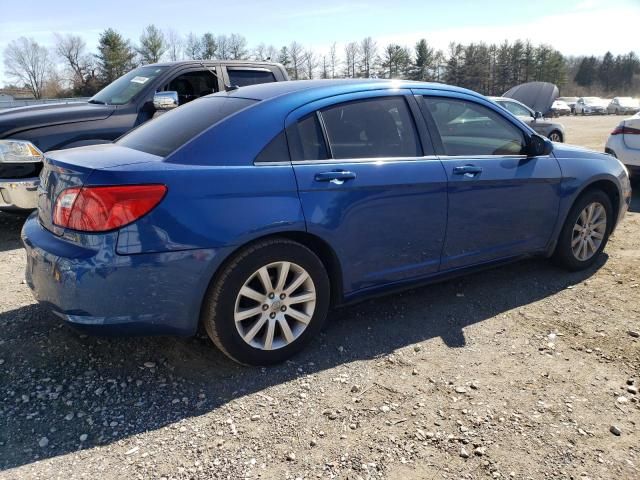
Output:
[
  {"xmin": 199, "ymin": 230, "xmax": 345, "ymax": 325},
  {"xmin": 547, "ymin": 177, "xmax": 622, "ymax": 256}
]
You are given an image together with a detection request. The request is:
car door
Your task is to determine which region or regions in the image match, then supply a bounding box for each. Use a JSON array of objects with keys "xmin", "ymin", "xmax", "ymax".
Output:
[
  {"xmin": 414, "ymin": 91, "xmax": 562, "ymax": 270},
  {"xmin": 287, "ymin": 90, "xmax": 448, "ymax": 294}
]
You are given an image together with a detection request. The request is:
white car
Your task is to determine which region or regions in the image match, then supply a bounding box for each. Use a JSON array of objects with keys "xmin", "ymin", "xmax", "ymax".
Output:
[
  {"xmin": 607, "ymin": 97, "xmax": 640, "ymax": 115},
  {"xmin": 605, "ymin": 111, "xmax": 640, "ymax": 178},
  {"xmin": 575, "ymin": 97, "xmax": 608, "ymax": 115},
  {"xmin": 551, "ymin": 100, "xmax": 571, "ymax": 116}
]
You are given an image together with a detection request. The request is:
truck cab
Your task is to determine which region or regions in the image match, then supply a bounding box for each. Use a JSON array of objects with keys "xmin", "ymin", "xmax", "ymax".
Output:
[{"xmin": 0, "ymin": 60, "xmax": 288, "ymax": 211}]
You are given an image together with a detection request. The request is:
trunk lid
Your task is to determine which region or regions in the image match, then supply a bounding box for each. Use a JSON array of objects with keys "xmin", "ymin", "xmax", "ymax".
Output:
[{"xmin": 37, "ymin": 144, "xmax": 161, "ymax": 235}]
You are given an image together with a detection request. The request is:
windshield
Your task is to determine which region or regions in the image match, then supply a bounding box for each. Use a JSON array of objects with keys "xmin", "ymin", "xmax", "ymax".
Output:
[
  {"xmin": 619, "ymin": 98, "xmax": 638, "ymax": 106},
  {"xmin": 90, "ymin": 66, "xmax": 168, "ymax": 105},
  {"xmin": 584, "ymin": 97, "xmax": 602, "ymax": 104}
]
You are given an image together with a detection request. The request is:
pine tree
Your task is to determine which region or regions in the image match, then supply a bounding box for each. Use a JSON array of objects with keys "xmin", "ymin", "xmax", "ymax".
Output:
[
  {"xmin": 137, "ymin": 25, "xmax": 166, "ymax": 64},
  {"xmin": 96, "ymin": 28, "xmax": 136, "ymax": 84},
  {"xmin": 412, "ymin": 39, "xmax": 434, "ymax": 81}
]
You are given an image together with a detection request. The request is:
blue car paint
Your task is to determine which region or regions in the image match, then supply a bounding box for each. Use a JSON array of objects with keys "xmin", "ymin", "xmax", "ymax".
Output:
[{"xmin": 21, "ymin": 80, "xmax": 631, "ymax": 336}]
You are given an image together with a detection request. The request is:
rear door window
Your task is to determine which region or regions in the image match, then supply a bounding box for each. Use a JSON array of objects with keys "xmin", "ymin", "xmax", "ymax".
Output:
[
  {"xmin": 228, "ymin": 69, "xmax": 276, "ymax": 87},
  {"xmin": 118, "ymin": 96, "xmax": 257, "ymax": 157},
  {"xmin": 289, "ymin": 114, "xmax": 329, "ymax": 161},
  {"xmin": 319, "ymin": 97, "xmax": 421, "ymax": 159}
]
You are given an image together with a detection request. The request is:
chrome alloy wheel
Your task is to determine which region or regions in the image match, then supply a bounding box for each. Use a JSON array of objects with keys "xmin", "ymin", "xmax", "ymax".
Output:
[
  {"xmin": 234, "ymin": 261, "xmax": 316, "ymax": 350},
  {"xmin": 571, "ymin": 202, "xmax": 607, "ymax": 261},
  {"xmin": 549, "ymin": 132, "xmax": 562, "ymax": 142}
]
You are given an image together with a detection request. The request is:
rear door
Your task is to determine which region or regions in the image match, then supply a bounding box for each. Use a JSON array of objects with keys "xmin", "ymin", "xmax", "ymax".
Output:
[
  {"xmin": 415, "ymin": 91, "xmax": 562, "ymax": 270},
  {"xmin": 288, "ymin": 90, "xmax": 448, "ymax": 294}
]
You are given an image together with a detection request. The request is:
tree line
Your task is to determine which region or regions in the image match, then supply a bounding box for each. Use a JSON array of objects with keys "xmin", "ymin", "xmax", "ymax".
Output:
[{"xmin": 3, "ymin": 25, "xmax": 639, "ymax": 99}]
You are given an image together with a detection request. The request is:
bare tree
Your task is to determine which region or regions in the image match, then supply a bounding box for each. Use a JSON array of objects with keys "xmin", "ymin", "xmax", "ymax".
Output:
[
  {"xmin": 253, "ymin": 43, "xmax": 278, "ymax": 61},
  {"xmin": 328, "ymin": 42, "xmax": 339, "ymax": 78},
  {"xmin": 184, "ymin": 32, "xmax": 201, "ymax": 60},
  {"xmin": 165, "ymin": 29, "xmax": 183, "ymax": 61},
  {"xmin": 344, "ymin": 42, "xmax": 359, "ymax": 78},
  {"xmin": 4, "ymin": 37, "xmax": 52, "ymax": 98},
  {"xmin": 288, "ymin": 41, "xmax": 304, "ymax": 80},
  {"xmin": 303, "ymin": 49, "xmax": 317, "ymax": 79},
  {"xmin": 359, "ymin": 37, "xmax": 377, "ymax": 78},
  {"xmin": 54, "ymin": 33, "xmax": 97, "ymax": 94},
  {"xmin": 217, "ymin": 35, "xmax": 230, "ymax": 60},
  {"xmin": 228, "ymin": 33, "xmax": 248, "ymax": 60}
]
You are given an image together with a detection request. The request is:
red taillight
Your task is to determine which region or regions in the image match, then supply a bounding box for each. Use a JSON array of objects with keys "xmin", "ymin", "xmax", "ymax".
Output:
[
  {"xmin": 611, "ymin": 125, "xmax": 640, "ymax": 135},
  {"xmin": 53, "ymin": 185, "xmax": 167, "ymax": 232}
]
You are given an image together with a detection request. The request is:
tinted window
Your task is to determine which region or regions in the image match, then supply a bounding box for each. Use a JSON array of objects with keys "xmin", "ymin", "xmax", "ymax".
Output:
[
  {"xmin": 118, "ymin": 97, "xmax": 257, "ymax": 157},
  {"xmin": 255, "ymin": 132, "xmax": 290, "ymax": 163},
  {"xmin": 163, "ymin": 70, "xmax": 218, "ymax": 105},
  {"xmin": 320, "ymin": 97, "xmax": 421, "ymax": 159},
  {"xmin": 289, "ymin": 114, "xmax": 328, "ymax": 161},
  {"xmin": 500, "ymin": 100, "xmax": 531, "ymax": 118},
  {"xmin": 228, "ymin": 69, "xmax": 276, "ymax": 87},
  {"xmin": 424, "ymin": 97, "xmax": 526, "ymax": 156}
]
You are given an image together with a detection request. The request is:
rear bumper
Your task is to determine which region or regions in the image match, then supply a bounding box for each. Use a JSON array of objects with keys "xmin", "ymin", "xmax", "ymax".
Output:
[
  {"xmin": 0, "ymin": 176, "xmax": 38, "ymax": 210},
  {"xmin": 21, "ymin": 213, "xmax": 226, "ymax": 336}
]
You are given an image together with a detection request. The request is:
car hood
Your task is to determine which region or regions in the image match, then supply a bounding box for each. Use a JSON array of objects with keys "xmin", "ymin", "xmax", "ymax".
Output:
[
  {"xmin": 503, "ymin": 82, "xmax": 559, "ymax": 115},
  {"xmin": 0, "ymin": 102, "xmax": 116, "ymax": 137}
]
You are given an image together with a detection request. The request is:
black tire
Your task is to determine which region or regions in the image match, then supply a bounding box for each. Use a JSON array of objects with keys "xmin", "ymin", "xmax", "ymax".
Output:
[
  {"xmin": 552, "ymin": 189, "xmax": 614, "ymax": 271},
  {"xmin": 548, "ymin": 130, "xmax": 563, "ymax": 142},
  {"xmin": 201, "ymin": 238, "xmax": 330, "ymax": 366}
]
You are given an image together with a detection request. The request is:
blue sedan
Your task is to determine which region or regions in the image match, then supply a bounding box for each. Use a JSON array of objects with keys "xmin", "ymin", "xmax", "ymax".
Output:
[{"xmin": 22, "ymin": 80, "xmax": 631, "ymax": 365}]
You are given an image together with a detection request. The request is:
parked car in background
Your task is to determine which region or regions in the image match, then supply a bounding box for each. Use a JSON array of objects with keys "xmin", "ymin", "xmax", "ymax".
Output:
[
  {"xmin": 551, "ymin": 100, "xmax": 572, "ymax": 116},
  {"xmin": 606, "ymin": 111, "xmax": 640, "ymax": 178},
  {"xmin": 0, "ymin": 60, "xmax": 288, "ymax": 211},
  {"xmin": 557, "ymin": 97, "xmax": 578, "ymax": 114},
  {"xmin": 607, "ymin": 97, "xmax": 640, "ymax": 115},
  {"xmin": 575, "ymin": 97, "xmax": 608, "ymax": 115},
  {"xmin": 22, "ymin": 79, "xmax": 630, "ymax": 365},
  {"xmin": 491, "ymin": 97, "xmax": 565, "ymax": 142}
]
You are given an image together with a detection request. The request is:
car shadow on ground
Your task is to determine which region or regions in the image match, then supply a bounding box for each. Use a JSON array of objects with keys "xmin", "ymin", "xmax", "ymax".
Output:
[
  {"xmin": 0, "ymin": 209, "xmax": 606, "ymax": 470},
  {"xmin": 628, "ymin": 182, "xmax": 640, "ymax": 213},
  {"xmin": 0, "ymin": 211, "xmax": 29, "ymax": 253}
]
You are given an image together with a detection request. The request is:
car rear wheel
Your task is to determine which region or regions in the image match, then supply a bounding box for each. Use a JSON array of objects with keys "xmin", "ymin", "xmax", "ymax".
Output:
[
  {"xmin": 548, "ymin": 131, "xmax": 563, "ymax": 142},
  {"xmin": 201, "ymin": 238, "xmax": 330, "ymax": 365},
  {"xmin": 552, "ymin": 190, "xmax": 613, "ymax": 271}
]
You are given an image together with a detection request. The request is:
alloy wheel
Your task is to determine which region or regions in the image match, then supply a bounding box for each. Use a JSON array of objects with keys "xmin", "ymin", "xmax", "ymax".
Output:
[
  {"xmin": 234, "ymin": 261, "xmax": 316, "ymax": 350},
  {"xmin": 549, "ymin": 132, "xmax": 561, "ymax": 142},
  {"xmin": 571, "ymin": 202, "xmax": 607, "ymax": 261}
]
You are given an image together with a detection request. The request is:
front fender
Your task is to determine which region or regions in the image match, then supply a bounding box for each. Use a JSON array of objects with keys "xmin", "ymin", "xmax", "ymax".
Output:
[{"xmin": 546, "ymin": 147, "xmax": 630, "ymax": 255}]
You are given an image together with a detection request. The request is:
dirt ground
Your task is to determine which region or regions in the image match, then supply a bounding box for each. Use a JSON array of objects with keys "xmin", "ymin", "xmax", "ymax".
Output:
[{"xmin": 0, "ymin": 116, "xmax": 638, "ymax": 480}]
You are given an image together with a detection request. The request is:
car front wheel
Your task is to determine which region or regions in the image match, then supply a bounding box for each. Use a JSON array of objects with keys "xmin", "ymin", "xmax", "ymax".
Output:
[
  {"xmin": 201, "ymin": 238, "xmax": 330, "ymax": 365},
  {"xmin": 548, "ymin": 131, "xmax": 563, "ymax": 142},
  {"xmin": 552, "ymin": 190, "xmax": 613, "ymax": 271}
]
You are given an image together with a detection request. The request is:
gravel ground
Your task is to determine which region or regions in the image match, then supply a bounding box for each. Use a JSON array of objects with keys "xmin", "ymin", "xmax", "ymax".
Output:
[{"xmin": 1, "ymin": 117, "xmax": 639, "ymax": 479}]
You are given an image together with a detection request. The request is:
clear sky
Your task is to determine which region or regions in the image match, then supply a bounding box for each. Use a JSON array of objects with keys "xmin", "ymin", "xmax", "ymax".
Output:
[{"xmin": 1, "ymin": 0, "xmax": 639, "ymax": 85}]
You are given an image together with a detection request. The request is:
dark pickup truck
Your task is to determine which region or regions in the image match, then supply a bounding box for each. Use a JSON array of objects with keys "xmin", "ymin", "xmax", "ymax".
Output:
[{"xmin": 0, "ymin": 60, "xmax": 288, "ymax": 211}]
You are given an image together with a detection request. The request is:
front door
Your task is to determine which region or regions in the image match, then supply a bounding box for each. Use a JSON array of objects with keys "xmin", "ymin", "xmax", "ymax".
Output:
[
  {"xmin": 288, "ymin": 91, "xmax": 448, "ymax": 294},
  {"xmin": 416, "ymin": 92, "xmax": 562, "ymax": 270}
]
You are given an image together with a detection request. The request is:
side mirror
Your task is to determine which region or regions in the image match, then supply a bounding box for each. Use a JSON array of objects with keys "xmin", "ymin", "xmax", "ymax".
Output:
[
  {"xmin": 153, "ymin": 91, "xmax": 179, "ymax": 111},
  {"xmin": 534, "ymin": 111, "xmax": 543, "ymax": 119},
  {"xmin": 528, "ymin": 134, "xmax": 554, "ymax": 157}
]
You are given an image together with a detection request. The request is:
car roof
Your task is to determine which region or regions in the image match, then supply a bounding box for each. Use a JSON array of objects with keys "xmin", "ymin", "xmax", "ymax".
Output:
[
  {"xmin": 215, "ymin": 79, "xmax": 484, "ymax": 102},
  {"xmin": 142, "ymin": 60, "xmax": 283, "ymax": 68}
]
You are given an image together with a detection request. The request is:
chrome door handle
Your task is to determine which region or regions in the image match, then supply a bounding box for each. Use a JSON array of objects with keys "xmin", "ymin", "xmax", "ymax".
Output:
[
  {"xmin": 453, "ymin": 165, "xmax": 483, "ymax": 177},
  {"xmin": 314, "ymin": 170, "xmax": 357, "ymax": 184}
]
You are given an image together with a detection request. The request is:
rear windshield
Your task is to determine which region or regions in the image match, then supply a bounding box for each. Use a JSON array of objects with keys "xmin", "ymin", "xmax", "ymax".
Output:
[{"xmin": 118, "ymin": 96, "xmax": 257, "ymax": 157}]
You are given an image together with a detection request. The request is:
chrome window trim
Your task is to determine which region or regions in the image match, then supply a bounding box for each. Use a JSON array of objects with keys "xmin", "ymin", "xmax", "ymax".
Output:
[{"xmin": 254, "ymin": 154, "xmax": 549, "ymax": 166}]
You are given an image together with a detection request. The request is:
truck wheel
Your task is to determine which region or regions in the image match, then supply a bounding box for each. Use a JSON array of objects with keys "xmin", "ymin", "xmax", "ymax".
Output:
[
  {"xmin": 201, "ymin": 238, "xmax": 330, "ymax": 365},
  {"xmin": 552, "ymin": 190, "xmax": 613, "ymax": 271}
]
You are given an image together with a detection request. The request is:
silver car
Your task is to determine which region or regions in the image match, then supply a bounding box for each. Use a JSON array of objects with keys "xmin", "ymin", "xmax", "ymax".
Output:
[
  {"xmin": 575, "ymin": 97, "xmax": 607, "ymax": 115},
  {"xmin": 490, "ymin": 97, "xmax": 565, "ymax": 142},
  {"xmin": 607, "ymin": 97, "xmax": 640, "ymax": 115}
]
